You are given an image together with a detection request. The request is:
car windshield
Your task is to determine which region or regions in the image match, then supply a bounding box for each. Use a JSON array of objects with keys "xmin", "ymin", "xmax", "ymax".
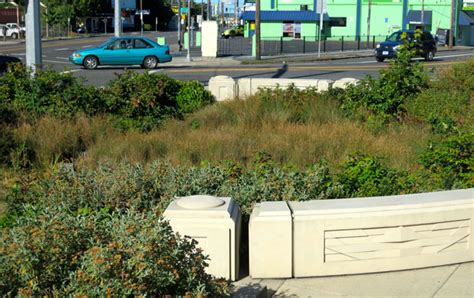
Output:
[
  {"xmin": 386, "ymin": 31, "xmax": 414, "ymax": 42},
  {"xmin": 386, "ymin": 32, "xmax": 402, "ymax": 42},
  {"xmin": 98, "ymin": 39, "xmax": 113, "ymax": 48}
]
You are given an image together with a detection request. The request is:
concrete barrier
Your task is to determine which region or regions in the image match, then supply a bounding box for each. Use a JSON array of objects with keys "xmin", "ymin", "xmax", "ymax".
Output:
[
  {"xmin": 164, "ymin": 195, "xmax": 241, "ymax": 280},
  {"xmin": 249, "ymin": 189, "xmax": 474, "ymax": 278},
  {"xmin": 207, "ymin": 77, "xmax": 344, "ymax": 101},
  {"xmin": 208, "ymin": 76, "xmax": 237, "ymax": 101},
  {"xmin": 333, "ymin": 77, "xmax": 359, "ymax": 89},
  {"xmin": 249, "ymin": 201, "xmax": 292, "ymax": 278}
]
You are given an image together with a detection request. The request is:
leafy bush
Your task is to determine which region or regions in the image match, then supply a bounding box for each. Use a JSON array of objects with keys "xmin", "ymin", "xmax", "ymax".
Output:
[
  {"xmin": 102, "ymin": 71, "xmax": 214, "ymax": 130},
  {"xmin": 176, "ymin": 80, "xmax": 214, "ymax": 115},
  {"xmin": 0, "ymin": 206, "xmax": 229, "ymax": 296},
  {"xmin": 0, "ymin": 64, "xmax": 104, "ymax": 116},
  {"xmin": 406, "ymin": 58, "xmax": 474, "ymax": 134},
  {"xmin": 419, "ymin": 132, "xmax": 474, "ymax": 188},
  {"xmin": 337, "ymin": 153, "xmax": 413, "ymax": 197},
  {"xmin": 7, "ymin": 155, "xmax": 341, "ymax": 216},
  {"xmin": 339, "ymin": 32, "xmax": 428, "ymax": 120}
]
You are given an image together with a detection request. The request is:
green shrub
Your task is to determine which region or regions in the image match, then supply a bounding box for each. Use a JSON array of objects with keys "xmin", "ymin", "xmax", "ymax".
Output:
[
  {"xmin": 339, "ymin": 33, "xmax": 428, "ymax": 120},
  {"xmin": 337, "ymin": 153, "xmax": 412, "ymax": 197},
  {"xmin": 0, "ymin": 64, "xmax": 104, "ymax": 117},
  {"xmin": 7, "ymin": 155, "xmax": 341, "ymax": 217},
  {"xmin": 103, "ymin": 71, "xmax": 214, "ymax": 130},
  {"xmin": 419, "ymin": 132, "xmax": 474, "ymax": 188},
  {"xmin": 0, "ymin": 206, "xmax": 229, "ymax": 296},
  {"xmin": 176, "ymin": 80, "xmax": 214, "ymax": 114},
  {"xmin": 406, "ymin": 59, "xmax": 474, "ymax": 134}
]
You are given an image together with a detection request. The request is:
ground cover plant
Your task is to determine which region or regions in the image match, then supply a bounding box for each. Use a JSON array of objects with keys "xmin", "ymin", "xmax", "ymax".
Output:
[{"xmin": 1, "ymin": 46, "xmax": 473, "ymax": 295}]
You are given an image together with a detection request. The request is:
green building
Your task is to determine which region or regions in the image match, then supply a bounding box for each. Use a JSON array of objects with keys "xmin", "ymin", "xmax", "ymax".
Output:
[{"xmin": 241, "ymin": 0, "xmax": 474, "ymax": 45}]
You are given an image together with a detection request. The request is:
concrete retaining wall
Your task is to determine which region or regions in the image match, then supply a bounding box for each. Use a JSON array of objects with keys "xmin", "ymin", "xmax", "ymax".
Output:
[
  {"xmin": 249, "ymin": 189, "xmax": 474, "ymax": 278},
  {"xmin": 208, "ymin": 76, "xmax": 358, "ymax": 101}
]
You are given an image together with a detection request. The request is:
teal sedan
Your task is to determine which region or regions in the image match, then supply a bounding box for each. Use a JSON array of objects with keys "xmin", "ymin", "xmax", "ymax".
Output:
[{"xmin": 69, "ymin": 37, "xmax": 172, "ymax": 69}]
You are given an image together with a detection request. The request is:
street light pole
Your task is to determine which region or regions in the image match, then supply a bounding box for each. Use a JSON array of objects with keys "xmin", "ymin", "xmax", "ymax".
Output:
[
  {"xmin": 186, "ymin": 0, "xmax": 192, "ymax": 61},
  {"xmin": 25, "ymin": 0, "xmax": 42, "ymax": 73},
  {"xmin": 114, "ymin": 0, "xmax": 121, "ymax": 37},
  {"xmin": 178, "ymin": 0, "xmax": 182, "ymax": 50},
  {"xmin": 318, "ymin": 0, "xmax": 324, "ymax": 58}
]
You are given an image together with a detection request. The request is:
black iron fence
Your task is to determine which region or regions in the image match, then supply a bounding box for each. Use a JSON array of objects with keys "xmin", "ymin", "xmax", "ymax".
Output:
[
  {"xmin": 217, "ymin": 35, "xmax": 388, "ymax": 57},
  {"xmin": 261, "ymin": 35, "xmax": 387, "ymax": 56},
  {"xmin": 218, "ymin": 37, "xmax": 253, "ymax": 56}
]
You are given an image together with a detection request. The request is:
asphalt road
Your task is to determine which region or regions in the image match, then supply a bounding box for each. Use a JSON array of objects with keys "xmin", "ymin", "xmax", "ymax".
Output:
[{"xmin": 1, "ymin": 33, "xmax": 473, "ymax": 86}]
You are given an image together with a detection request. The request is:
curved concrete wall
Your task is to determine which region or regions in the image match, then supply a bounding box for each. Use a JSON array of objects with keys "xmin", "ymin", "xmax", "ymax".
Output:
[{"xmin": 249, "ymin": 189, "xmax": 474, "ymax": 278}]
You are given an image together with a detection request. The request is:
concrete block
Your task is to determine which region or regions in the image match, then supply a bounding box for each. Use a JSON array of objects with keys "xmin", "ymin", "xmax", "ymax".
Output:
[
  {"xmin": 289, "ymin": 189, "xmax": 474, "ymax": 277},
  {"xmin": 249, "ymin": 201, "xmax": 292, "ymax": 278},
  {"xmin": 237, "ymin": 78, "xmax": 320, "ymax": 99},
  {"xmin": 317, "ymin": 79, "xmax": 334, "ymax": 91},
  {"xmin": 208, "ymin": 76, "xmax": 237, "ymax": 101},
  {"xmin": 333, "ymin": 77, "xmax": 359, "ymax": 89},
  {"xmin": 201, "ymin": 21, "xmax": 218, "ymax": 58},
  {"xmin": 164, "ymin": 195, "xmax": 241, "ymax": 280}
]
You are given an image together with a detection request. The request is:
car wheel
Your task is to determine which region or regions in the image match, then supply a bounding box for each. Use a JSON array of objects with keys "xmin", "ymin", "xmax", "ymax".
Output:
[
  {"xmin": 376, "ymin": 57, "xmax": 385, "ymax": 62},
  {"xmin": 11, "ymin": 33, "xmax": 18, "ymax": 39},
  {"xmin": 425, "ymin": 51, "xmax": 435, "ymax": 61},
  {"xmin": 143, "ymin": 56, "xmax": 158, "ymax": 69},
  {"xmin": 83, "ymin": 56, "xmax": 98, "ymax": 69}
]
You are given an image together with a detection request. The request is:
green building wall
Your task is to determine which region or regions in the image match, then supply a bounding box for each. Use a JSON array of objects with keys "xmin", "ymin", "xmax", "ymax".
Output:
[{"xmin": 243, "ymin": 0, "xmax": 470, "ymax": 44}]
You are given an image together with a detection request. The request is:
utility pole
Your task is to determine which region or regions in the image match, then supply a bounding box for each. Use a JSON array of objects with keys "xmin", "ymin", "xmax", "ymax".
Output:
[
  {"xmin": 178, "ymin": 0, "xmax": 182, "ymax": 50},
  {"xmin": 421, "ymin": 0, "xmax": 424, "ymax": 29},
  {"xmin": 234, "ymin": 0, "xmax": 238, "ymax": 25},
  {"xmin": 317, "ymin": 0, "xmax": 324, "ymax": 57},
  {"xmin": 114, "ymin": 0, "xmax": 121, "ymax": 37},
  {"xmin": 207, "ymin": 0, "xmax": 211, "ymax": 20},
  {"xmin": 449, "ymin": 0, "xmax": 455, "ymax": 48},
  {"xmin": 140, "ymin": 0, "xmax": 144, "ymax": 36},
  {"xmin": 25, "ymin": 0, "xmax": 42, "ymax": 73},
  {"xmin": 187, "ymin": 0, "xmax": 192, "ymax": 61},
  {"xmin": 367, "ymin": 0, "xmax": 372, "ymax": 48},
  {"xmin": 255, "ymin": 0, "xmax": 261, "ymax": 60}
]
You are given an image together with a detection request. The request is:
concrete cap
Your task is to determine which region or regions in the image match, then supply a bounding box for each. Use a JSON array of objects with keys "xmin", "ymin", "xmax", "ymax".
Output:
[{"xmin": 176, "ymin": 195, "xmax": 225, "ymax": 209}]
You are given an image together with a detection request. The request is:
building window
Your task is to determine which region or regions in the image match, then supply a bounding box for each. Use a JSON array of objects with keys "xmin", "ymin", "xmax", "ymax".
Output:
[
  {"xmin": 329, "ymin": 17, "xmax": 347, "ymax": 27},
  {"xmin": 300, "ymin": 5, "xmax": 308, "ymax": 11},
  {"xmin": 283, "ymin": 22, "xmax": 301, "ymax": 38},
  {"xmin": 283, "ymin": 22, "xmax": 294, "ymax": 37}
]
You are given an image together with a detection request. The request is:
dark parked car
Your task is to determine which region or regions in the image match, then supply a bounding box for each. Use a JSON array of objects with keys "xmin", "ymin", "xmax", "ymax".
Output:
[
  {"xmin": 0, "ymin": 55, "xmax": 21, "ymax": 75},
  {"xmin": 374, "ymin": 30, "xmax": 437, "ymax": 62}
]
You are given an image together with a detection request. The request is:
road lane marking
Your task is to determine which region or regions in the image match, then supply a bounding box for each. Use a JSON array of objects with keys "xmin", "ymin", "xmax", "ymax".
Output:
[
  {"xmin": 55, "ymin": 48, "xmax": 69, "ymax": 51},
  {"xmin": 148, "ymin": 69, "xmax": 163, "ymax": 74},
  {"xmin": 436, "ymin": 53, "xmax": 474, "ymax": 59},
  {"xmin": 60, "ymin": 69, "xmax": 81, "ymax": 74},
  {"xmin": 43, "ymin": 59, "xmax": 70, "ymax": 64},
  {"xmin": 12, "ymin": 53, "xmax": 25, "ymax": 56},
  {"xmin": 56, "ymin": 57, "xmax": 69, "ymax": 60},
  {"xmin": 82, "ymin": 45, "xmax": 93, "ymax": 48}
]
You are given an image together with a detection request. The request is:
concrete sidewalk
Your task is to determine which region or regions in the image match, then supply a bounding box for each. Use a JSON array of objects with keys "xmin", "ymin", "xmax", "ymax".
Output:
[{"xmin": 232, "ymin": 262, "xmax": 474, "ymax": 297}]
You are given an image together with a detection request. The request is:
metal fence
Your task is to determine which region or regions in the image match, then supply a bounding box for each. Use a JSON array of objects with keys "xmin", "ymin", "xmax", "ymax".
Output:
[
  {"xmin": 217, "ymin": 35, "xmax": 388, "ymax": 57},
  {"xmin": 261, "ymin": 35, "xmax": 387, "ymax": 56},
  {"xmin": 218, "ymin": 37, "xmax": 253, "ymax": 56}
]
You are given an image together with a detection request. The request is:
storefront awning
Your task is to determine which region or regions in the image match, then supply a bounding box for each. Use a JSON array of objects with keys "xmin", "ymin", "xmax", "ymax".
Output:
[
  {"xmin": 241, "ymin": 10, "xmax": 329, "ymax": 22},
  {"xmin": 459, "ymin": 11, "xmax": 474, "ymax": 26},
  {"xmin": 407, "ymin": 10, "xmax": 432, "ymax": 25}
]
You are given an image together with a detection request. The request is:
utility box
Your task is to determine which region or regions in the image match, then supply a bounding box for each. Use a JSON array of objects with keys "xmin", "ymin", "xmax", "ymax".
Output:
[
  {"xmin": 249, "ymin": 201, "xmax": 293, "ymax": 278},
  {"xmin": 208, "ymin": 76, "xmax": 237, "ymax": 101},
  {"xmin": 156, "ymin": 37, "xmax": 166, "ymax": 45},
  {"xmin": 164, "ymin": 195, "xmax": 241, "ymax": 281}
]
